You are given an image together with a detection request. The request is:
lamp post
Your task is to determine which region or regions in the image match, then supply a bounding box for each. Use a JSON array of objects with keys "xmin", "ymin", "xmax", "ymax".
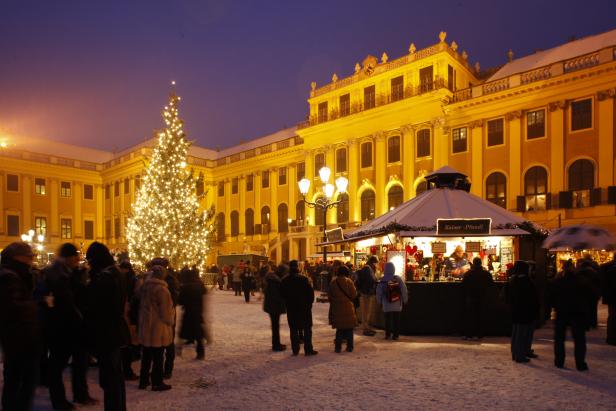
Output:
[
  {"xmin": 21, "ymin": 229, "xmax": 45, "ymax": 264},
  {"xmin": 298, "ymin": 166, "xmax": 348, "ymax": 264}
]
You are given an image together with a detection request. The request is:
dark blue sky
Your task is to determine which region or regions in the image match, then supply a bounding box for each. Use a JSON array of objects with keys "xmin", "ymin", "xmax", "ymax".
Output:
[{"xmin": 1, "ymin": 0, "xmax": 615, "ymax": 152}]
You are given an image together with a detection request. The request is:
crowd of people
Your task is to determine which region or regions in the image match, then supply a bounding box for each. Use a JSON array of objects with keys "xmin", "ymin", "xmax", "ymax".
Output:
[
  {"xmin": 1, "ymin": 240, "xmax": 615, "ymax": 410},
  {"xmin": 0, "ymin": 241, "xmax": 208, "ymax": 411}
]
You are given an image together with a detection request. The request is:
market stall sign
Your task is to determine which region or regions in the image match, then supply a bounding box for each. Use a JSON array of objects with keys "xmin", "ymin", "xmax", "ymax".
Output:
[
  {"xmin": 325, "ymin": 227, "xmax": 344, "ymax": 242},
  {"xmin": 431, "ymin": 242, "xmax": 447, "ymax": 253},
  {"xmin": 436, "ymin": 218, "xmax": 492, "ymax": 235}
]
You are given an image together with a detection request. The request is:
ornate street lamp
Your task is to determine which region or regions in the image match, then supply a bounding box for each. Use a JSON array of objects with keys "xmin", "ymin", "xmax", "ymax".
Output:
[{"xmin": 298, "ymin": 166, "xmax": 348, "ymax": 263}]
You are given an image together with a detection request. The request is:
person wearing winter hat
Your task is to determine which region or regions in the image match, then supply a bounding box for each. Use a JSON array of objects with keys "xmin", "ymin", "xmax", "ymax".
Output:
[{"xmin": 376, "ymin": 262, "xmax": 408, "ymax": 340}]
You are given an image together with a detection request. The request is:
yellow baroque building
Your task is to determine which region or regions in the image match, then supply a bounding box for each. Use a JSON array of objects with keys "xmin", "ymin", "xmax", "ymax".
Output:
[{"xmin": 2, "ymin": 29, "xmax": 616, "ymax": 263}]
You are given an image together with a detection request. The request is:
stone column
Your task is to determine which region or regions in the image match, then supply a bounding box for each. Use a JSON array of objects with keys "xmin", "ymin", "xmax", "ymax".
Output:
[
  {"xmin": 22, "ymin": 175, "xmax": 32, "ymax": 232},
  {"xmin": 470, "ymin": 120, "xmax": 484, "ymax": 197},
  {"xmin": 288, "ymin": 165, "xmax": 297, "ymax": 219},
  {"xmin": 347, "ymin": 140, "xmax": 359, "ymax": 222},
  {"xmin": 49, "ymin": 178, "xmax": 58, "ymax": 239},
  {"xmin": 549, "ymin": 101, "xmax": 567, "ymax": 196},
  {"xmin": 74, "ymin": 182, "xmax": 83, "ymax": 239},
  {"xmin": 401, "ymin": 125, "xmax": 416, "ymax": 200},
  {"xmin": 507, "ymin": 112, "xmax": 522, "ymax": 208},
  {"xmin": 374, "ymin": 133, "xmax": 387, "ymax": 216},
  {"xmin": 597, "ymin": 89, "xmax": 615, "ymax": 186},
  {"xmin": 254, "ymin": 171, "xmax": 262, "ymax": 225},
  {"xmin": 239, "ymin": 175, "xmax": 246, "ymax": 235},
  {"xmin": 432, "ymin": 117, "xmax": 448, "ymax": 169},
  {"xmin": 224, "ymin": 178, "xmax": 231, "ymax": 238},
  {"xmin": 96, "ymin": 185, "xmax": 104, "ymax": 242},
  {"xmin": 271, "ymin": 168, "xmax": 278, "ymax": 232}
]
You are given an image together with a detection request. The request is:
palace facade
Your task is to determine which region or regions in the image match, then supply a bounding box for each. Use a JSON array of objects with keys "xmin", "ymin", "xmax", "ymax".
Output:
[{"xmin": 2, "ymin": 29, "xmax": 616, "ymax": 263}]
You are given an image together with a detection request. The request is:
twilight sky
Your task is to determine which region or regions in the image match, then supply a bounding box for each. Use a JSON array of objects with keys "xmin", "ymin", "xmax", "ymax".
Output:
[{"xmin": 1, "ymin": 0, "xmax": 615, "ymax": 152}]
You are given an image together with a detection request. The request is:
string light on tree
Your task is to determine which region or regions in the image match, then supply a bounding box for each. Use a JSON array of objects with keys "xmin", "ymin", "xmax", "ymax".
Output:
[{"xmin": 126, "ymin": 82, "xmax": 214, "ymax": 273}]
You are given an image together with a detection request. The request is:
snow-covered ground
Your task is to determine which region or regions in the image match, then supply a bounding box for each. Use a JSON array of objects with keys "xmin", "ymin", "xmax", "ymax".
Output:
[{"xmin": 28, "ymin": 290, "xmax": 616, "ymax": 410}]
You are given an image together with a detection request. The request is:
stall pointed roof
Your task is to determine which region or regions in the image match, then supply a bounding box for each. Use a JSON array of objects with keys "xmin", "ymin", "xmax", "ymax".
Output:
[{"xmin": 348, "ymin": 168, "xmax": 533, "ymax": 239}]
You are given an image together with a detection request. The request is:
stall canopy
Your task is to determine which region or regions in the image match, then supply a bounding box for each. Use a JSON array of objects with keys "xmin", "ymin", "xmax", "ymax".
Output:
[{"xmin": 345, "ymin": 166, "xmax": 538, "ymax": 241}]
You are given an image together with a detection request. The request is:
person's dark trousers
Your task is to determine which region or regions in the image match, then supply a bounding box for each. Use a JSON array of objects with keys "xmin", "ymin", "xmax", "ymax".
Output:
[
  {"xmin": 269, "ymin": 313, "xmax": 282, "ymax": 349},
  {"xmin": 607, "ymin": 304, "xmax": 616, "ymax": 345},
  {"xmin": 335, "ymin": 329, "xmax": 354, "ymax": 351},
  {"xmin": 511, "ymin": 323, "xmax": 532, "ymax": 361},
  {"xmin": 121, "ymin": 346, "xmax": 135, "ymax": 378},
  {"xmin": 234, "ymin": 282, "xmax": 241, "ymax": 296},
  {"xmin": 243, "ymin": 289, "xmax": 250, "ymax": 303},
  {"xmin": 39, "ymin": 344, "xmax": 49, "ymax": 387},
  {"xmin": 465, "ymin": 300, "xmax": 484, "ymax": 338},
  {"xmin": 196, "ymin": 339, "xmax": 205, "ymax": 359},
  {"xmin": 2, "ymin": 353, "xmax": 39, "ymax": 411},
  {"xmin": 589, "ymin": 299, "xmax": 599, "ymax": 328},
  {"xmin": 98, "ymin": 349, "xmax": 126, "ymax": 411},
  {"xmin": 140, "ymin": 347, "xmax": 164, "ymax": 387},
  {"xmin": 525, "ymin": 326, "xmax": 535, "ymax": 356},
  {"xmin": 290, "ymin": 326, "xmax": 313, "ymax": 354},
  {"xmin": 554, "ymin": 313, "xmax": 587, "ymax": 368},
  {"xmin": 48, "ymin": 342, "xmax": 89, "ymax": 407},
  {"xmin": 384, "ymin": 311, "xmax": 401, "ymax": 338},
  {"xmin": 163, "ymin": 321, "xmax": 176, "ymax": 378}
]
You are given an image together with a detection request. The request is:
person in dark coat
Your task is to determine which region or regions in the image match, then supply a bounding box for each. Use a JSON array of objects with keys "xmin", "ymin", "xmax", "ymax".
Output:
[
  {"xmin": 462, "ymin": 257, "xmax": 494, "ymax": 340},
  {"xmin": 84, "ymin": 242, "xmax": 128, "ymax": 411},
  {"xmin": 241, "ymin": 267, "xmax": 255, "ymax": 303},
  {"xmin": 356, "ymin": 256, "xmax": 378, "ymax": 336},
  {"xmin": 44, "ymin": 243, "xmax": 96, "ymax": 409},
  {"xmin": 576, "ymin": 258, "xmax": 601, "ymax": 328},
  {"xmin": 0, "ymin": 242, "xmax": 41, "ymax": 411},
  {"xmin": 505, "ymin": 260, "xmax": 540, "ymax": 363},
  {"xmin": 600, "ymin": 259, "xmax": 616, "ymax": 345},
  {"xmin": 550, "ymin": 260, "xmax": 598, "ymax": 371},
  {"xmin": 263, "ymin": 264, "xmax": 287, "ymax": 352},
  {"xmin": 178, "ymin": 268, "xmax": 207, "ymax": 359},
  {"xmin": 280, "ymin": 260, "xmax": 317, "ymax": 356},
  {"xmin": 118, "ymin": 260, "xmax": 139, "ymax": 380}
]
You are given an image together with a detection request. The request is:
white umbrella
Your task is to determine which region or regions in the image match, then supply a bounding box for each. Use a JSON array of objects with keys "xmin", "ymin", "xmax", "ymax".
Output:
[{"xmin": 542, "ymin": 225, "xmax": 616, "ymax": 251}]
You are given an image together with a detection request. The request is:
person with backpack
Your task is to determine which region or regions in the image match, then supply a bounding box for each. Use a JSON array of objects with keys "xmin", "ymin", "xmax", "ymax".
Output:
[
  {"xmin": 328, "ymin": 265, "xmax": 358, "ymax": 352},
  {"xmin": 376, "ymin": 262, "xmax": 408, "ymax": 340},
  {"xmin": 356, "ymin": 256, "xmax": 379, "ymax": 336}
]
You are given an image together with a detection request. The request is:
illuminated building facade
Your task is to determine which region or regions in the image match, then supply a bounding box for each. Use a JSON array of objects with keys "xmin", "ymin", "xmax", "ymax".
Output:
[{"xmin": 1, "ymin": 29, "xmax": 616, "ymax": 262}]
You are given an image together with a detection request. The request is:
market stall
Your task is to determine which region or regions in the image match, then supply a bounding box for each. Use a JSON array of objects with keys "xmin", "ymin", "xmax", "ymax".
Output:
[{"xmin": 336, "ymin": 166, "xmax": 548, "ymax": 335}]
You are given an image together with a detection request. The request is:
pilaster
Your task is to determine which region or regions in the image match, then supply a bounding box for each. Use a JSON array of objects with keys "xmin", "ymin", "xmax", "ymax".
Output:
[
  {"xmin": 549, "ymin": 100, "xmax": 567, "ymax": 195},
  {"xmin": 96, "ymin": 185, "xmax": 104, "ymax": 242},
  {"xmin": 74, "ymin": 182, "xmax": 82, "ymax": 238},
  {"xmin": 507, "ymin": 112, "xmax": 522, "ymax": 207},
  {"xmin": 347, "ymin": 140, "xmax": 359, "ymax": 222},
  {"xmin": 597, "ymin": 89, "xmax": 615, "ymax": 186},
  {"xmin": 239, "ymin": 175, "xmax": 246, "ymax": 235},
  {"xmin": 374, "ymin": 132, "xmax": 387, "ymax": 216},
  {"xmin": 470, "ymin": 119, "xmax": 484, "ymax": 197},
  {"xmin": 22, "ymin": 175, "xmax": 32, "ymax": 231},
  {"xmin": 401, "ymin": 125, "xmax": 416, "ymax": 200}
]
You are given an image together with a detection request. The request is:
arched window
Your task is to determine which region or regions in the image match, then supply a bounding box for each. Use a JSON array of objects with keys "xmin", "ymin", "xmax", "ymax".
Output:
[
  {"xmin": 569, "ymin": 159, "xmax": 595, "ymax": 208},
  {"xmin": 245, "ymin": 209, "xmax": 254, "ymax": 235},
  {"xmin": 361, "ymin": 189, "xmax": 376, "ymax": 221},
  {"xmin": 314, "ymin": 196, "xmax": 325, "ymax": 227},
  {"xmin": 216, "ymin": 213, "xmax": 225, "ymax": 242},
  {"xmin": 388, "ymin": 185, "xmax": 404, "ymax": 210},
  {"xmin": 415, "ymin": 180, "xmax": 428, "ymax": 196},
  {"xmin": 230, "ymin": 211, "xmax": 239, "ymax": 236},
  {"xmin": 524, "ymin": 166, "xmax": 548, "ymax": 211},
  {"xmin": 387, "ymin": 136, "xmax": 400, "ymax": 163},
  {"xmin": 296, "ymin": 201, "xmax": 305, "ymax": 225},
  {"xmin": 337, "ymin": 193, "xmax": 349, "ymax": 223},
  {"xmin": 278, "ymin": 203, "xmax": 289, "ymax": 233},
  {"xmin": 261, "ymin": 206, "xmax": 270, "ymax": 234},
  {"xmin": 486, "ymin": 172, "xmax": 507, "ymax": 208}
]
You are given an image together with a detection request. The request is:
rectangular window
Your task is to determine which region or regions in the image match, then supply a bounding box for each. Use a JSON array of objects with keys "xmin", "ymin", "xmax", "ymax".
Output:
[
  {"xmin": 196, "ymin": 178, "xmax": 204, "ymax": 196},
  {"xmin": 416, "ymin": 129, "xmax": 431, "ymax": 158},
  {"xmin": 336, "ymin": 148, "xmax": 347, "ymax": 173},
  {"xmin": 7, "ymin": 215, "xmax": 19, "ymax": 236},
  {"xmin": 452, "ymin": 127, "xmax": 468, "ymax": 153},
  {"xmin": 361, "ymin": 142, "xmax": 373, "ymax": 168},
  {"xmin": 114, "ymin": 217, "xmax": 120, "ymax": 239},
  {"xmin": 447, "ymin": 65, "xmax": 456, "ymax": 91},
  {"xmin": 246, "ymin": 174, "xmax": 254, "ymax": 191},
  {"xmin": 419, "ymin": 65, "xmax": 434, "ymax": 93},
  {"xmin": 296, "ymin": 162, "xmax": 305, "ymax": 181},
  {"xmin": 105, "ymin": 219, "xmax": 111, "ymax": 239},
  {"xmin": 278, "ymin": 167, "xmax": 287, "ymax": 185},
  {"xmin": 571, "ymin": 98, "xmax": 592, "ymax": 131},
  {"xmin": 60, "ymin": 181, "xmax": 71, "ymax": 198},
  {"xmin": 84, "ymin": 184, "xmax": 94, "ymax": 200},
  {"xmin": 218, "ymin": 182, "xmax": 224, "ymax": 196},
  {"xmin": 105, "ymin": 185, "xmax": 110, "ymax": 200},
  {"xmin": 35, "ymin": 178, "xmax": 46, "ymax": 195},
  {"xmin": 232, "ymin": 177, "xmax": 239, "ymax": 194},
  {"xmin": 318, "ymin": 102, "xmax": 328, "ymax": 123},
  {"xmin": 388, "ymin": 136, "xmax": 401, "ymax": 163},
  {"xmin": 339, "ymin": 94, "xmax": 350, "ymax": 117},
  {"xmin": 314, "ymin": 153, "xmax": 325, "ymax": 176},
  {"xmin": 114, "ymin": 181, "xmax": 119, "ymax": 197},
  {"xmin": 124, "ymin": 178, "xmax": 130, "ymax": 194},
  {"xmin": 7, "ymin": 174, "xmax": 19, "ymax": 192},
  {"xmin": 262, "ymin": 171, "xmax": 270, "ymax": 188},
  {"xmin": 527, "ymin": 109, "xmax": 545, "ymax": 139},
  {"xmin": 84, "ymin": 220, "xmax": 94, "ymax": 240},
  {"xmin": 487, "ymin": 118, "xmax": 504, "ymax": 147},
  {"xmin": 391, "ymin": 76, "xmax": 403, "ymax": 101},
  {"xmin": 35, "ymin": 217, "xmax": 47, "ymax": 237},
  {"xmin": 61, "ymin": 218, "xmax": 72, "ymax": 239},
  {"xmin": 364, "ymin": 85, "xmax": 375, "ymax": 109}
]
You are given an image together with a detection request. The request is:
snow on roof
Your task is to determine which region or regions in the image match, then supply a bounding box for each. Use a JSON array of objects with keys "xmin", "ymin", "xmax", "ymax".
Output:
[
  {"xmin": 488, "ymin": 28, "xmax": 616, "ymax": 81},
  {"xmin": 215, "ymin": 127, "xmax": 297, "ymax": 158},
  {"xmin": 11, "ymin": 135, "xmax": 114, "ymax": 163},
  {"xmin": 349, "ymin": 186, "xmax": 530, "ymax": 238}
]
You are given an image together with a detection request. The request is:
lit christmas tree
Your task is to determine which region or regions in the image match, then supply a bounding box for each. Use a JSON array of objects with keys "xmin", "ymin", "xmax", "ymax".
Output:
[{"xmin": 126, "ymin": 85, "xmax": 213, "ymax": 272}]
